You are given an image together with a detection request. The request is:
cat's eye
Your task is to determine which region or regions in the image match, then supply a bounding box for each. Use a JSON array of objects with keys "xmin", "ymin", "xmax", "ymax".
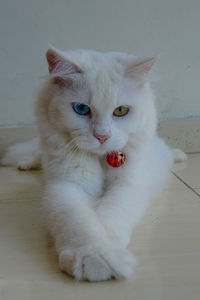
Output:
[
  {"xmin": 113, "ymin": 106, "xmax": 129, "ymax": 117},
  {"xmin": 73, "ymin": 103, "xmax": 91, "ymax": 116}
]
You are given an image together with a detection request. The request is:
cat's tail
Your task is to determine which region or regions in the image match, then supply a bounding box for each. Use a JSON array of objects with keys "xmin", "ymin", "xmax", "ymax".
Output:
[
  {"xmin": 171, "ymin": 148, "xmax": 187, "ymax": 163},
  {"xmin": 0, "ymin": 137, "xmax": 41, "ymax": 170}
]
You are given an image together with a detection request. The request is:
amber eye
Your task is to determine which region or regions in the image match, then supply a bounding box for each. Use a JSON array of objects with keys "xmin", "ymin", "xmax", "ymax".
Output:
[{"xmin": 113, "ymin": 106, "xmax": 129, "ymax": 117}]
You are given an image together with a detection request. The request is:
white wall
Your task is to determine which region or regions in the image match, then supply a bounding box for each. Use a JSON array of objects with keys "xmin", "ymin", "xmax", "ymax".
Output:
[{"xmin": 0, "ymin": 0, "xmax": 200, "ymax": 126}]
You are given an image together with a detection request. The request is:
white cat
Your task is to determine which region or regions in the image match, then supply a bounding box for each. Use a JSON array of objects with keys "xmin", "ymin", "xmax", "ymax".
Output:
[{"xmin": 1, "ymin": 48, "xmax": 186, "ymax": 281}]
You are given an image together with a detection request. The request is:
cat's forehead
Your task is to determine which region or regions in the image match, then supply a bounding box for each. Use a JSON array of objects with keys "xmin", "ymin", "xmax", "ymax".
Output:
[
  {"xmin": 87, "ymin": 68, "xmax": 120, "ymax": 110},
  {"xmin": 76, "ymin": 68, "xmax": 133, "ymax": 114},
  {"xmin": 63, "ymin": 49, "xmax": 126, "ymax": 71},
  {"xmin": 63, "ymin": 50, "xmax": 138, "ymax": 111}
]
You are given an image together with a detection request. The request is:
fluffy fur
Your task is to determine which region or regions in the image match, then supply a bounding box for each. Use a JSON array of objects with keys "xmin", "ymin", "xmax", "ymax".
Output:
[{"xmin": 1, "ymin": 48, "xmax": 186, "ymax": 281}]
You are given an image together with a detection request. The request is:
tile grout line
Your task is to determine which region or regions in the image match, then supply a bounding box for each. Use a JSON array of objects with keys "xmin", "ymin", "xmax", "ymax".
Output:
[
  {"xmin": 171, "ymin": 171, "xmax": 200, "ymax": 197},
  {"xmin": 186, "ymin": 152, "xmax": 200, "ymax": 154}
]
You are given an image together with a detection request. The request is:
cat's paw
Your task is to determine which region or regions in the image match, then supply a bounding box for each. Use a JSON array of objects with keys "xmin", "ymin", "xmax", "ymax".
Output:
[
  {"xmin": 171, "ymin": 148, "xmax": 187, "ymax": 163},
  {"xmin": 17, "ymin": 157, "xmax": 40, "ymax": 170},
  {"xmin": 59, "ymin": 245, "xmax": 137, "ymax": 282}
]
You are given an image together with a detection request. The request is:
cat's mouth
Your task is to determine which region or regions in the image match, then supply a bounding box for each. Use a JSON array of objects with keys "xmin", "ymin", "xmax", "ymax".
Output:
[
  {"xmin": 76, "ymin": 142, "xmax": 125, "ymax": 156},
  {"xmin": 72, "ymin": 134, "xmax": 128, "ymax": 156},
  {"xmin": 73, "ymin": 141, "xmax": 109, "ymax": 155}
]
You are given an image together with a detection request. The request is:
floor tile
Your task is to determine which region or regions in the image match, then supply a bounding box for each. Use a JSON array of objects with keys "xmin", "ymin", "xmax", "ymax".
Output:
[
  {"xmin": 0, "ymin": 167, "xmax": 42, "ymax": 200},
  {"xmin": 0, "ymin": 167, "xmax": 200, "ymax": 300},
  {"xmin": 173, "ymin": 153, "xmax": 200, "ymax": 189}
]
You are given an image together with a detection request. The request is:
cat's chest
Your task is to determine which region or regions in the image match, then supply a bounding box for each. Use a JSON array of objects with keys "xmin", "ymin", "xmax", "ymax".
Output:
[
  {"xmin": 100, "ymin": 155, "xmax": 132, "ymax": 188},
  {"xmin": 61, "ymin": 155, "xmax": 104, "ymax": 197}
]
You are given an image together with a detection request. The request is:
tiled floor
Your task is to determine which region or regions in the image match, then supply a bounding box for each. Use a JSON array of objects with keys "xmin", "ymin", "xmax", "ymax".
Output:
[{"xmin": 0, "ymin": 154, "xmax": 200, "ymax": 300}]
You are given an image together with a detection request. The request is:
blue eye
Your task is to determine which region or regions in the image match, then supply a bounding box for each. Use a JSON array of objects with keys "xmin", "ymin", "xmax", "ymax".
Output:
[{"xmin": 73, "ymin": 103, "xmax": 91, "ymax": 116}]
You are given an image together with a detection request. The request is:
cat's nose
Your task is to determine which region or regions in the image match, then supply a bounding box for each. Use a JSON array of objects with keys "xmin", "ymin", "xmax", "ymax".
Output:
[{"xmin": 94, "ymin": 133, "xmax": 110, "ymax": 144}]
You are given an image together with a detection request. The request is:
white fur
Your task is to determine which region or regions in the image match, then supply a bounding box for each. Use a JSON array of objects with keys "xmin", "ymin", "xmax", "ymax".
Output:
[
  {"xmin": 171, "ymin": 148, "xmax": 187, "ymax": 162},
  {"xmin": 1, "ymin": 49, "xmax": 186, "ymax": 281},
  {"xmin": 1, "ymin": 137, "xmax": 40, "ymax": 170}
]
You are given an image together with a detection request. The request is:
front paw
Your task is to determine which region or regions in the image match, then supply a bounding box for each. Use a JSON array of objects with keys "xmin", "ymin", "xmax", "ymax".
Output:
[
  {"xmin": 59, "ymin": 245, "xmax": 137, "ymax": 282},
  {"xmin": 17, "ymin": 157, "xmax": 40, "ymax": 170}
]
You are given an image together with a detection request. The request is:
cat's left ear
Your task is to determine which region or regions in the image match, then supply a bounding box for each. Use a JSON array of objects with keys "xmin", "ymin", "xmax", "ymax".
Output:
[{"xmin": 124, "ymin": 57, "xmax": 156, "ymax": 84}]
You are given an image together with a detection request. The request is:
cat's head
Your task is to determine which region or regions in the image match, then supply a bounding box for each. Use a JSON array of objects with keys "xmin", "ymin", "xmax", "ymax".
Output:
[{"xmin": 37, "ymin": 48, "xmax": 157, "ymax": 155}]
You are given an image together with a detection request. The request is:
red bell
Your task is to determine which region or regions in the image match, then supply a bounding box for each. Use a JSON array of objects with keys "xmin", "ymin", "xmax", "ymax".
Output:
[{"xmin": 106, "ymin": 151, "xmax": 126, "ymax": 168}]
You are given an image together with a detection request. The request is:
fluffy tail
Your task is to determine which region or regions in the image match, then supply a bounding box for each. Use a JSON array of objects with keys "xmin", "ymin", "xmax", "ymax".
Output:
[{"xmin": 1, "ymin": 137, "xmax": 41, "ymax": 170}]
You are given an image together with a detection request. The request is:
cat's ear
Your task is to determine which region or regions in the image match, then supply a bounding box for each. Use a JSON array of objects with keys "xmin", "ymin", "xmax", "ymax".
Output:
[
  {"xmin": 46, "ymin": 49, "xmax": 83, "ymax": 86},
  {"xmin": 124, "ymin": 57, "xmax": 156, "ymax": 84}
]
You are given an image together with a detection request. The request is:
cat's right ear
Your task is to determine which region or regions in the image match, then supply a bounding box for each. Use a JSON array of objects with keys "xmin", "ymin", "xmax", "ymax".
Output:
[
  {"xmin": 46, "ymin": 49, "xmax": 59, "ymax": 73},
  {"xmin": 46, "ymin": 49, "xmax": 83, "ymax": 86}
]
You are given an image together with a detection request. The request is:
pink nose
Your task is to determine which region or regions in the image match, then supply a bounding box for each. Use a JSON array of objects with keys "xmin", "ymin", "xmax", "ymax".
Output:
[{"xmin": 94, "ymin": 133, "xmax": 110, "ymax": 144}]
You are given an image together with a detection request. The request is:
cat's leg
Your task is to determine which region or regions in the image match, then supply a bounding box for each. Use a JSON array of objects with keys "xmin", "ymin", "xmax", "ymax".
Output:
[
  {"xmin": 1, "ymin": 137, "xmax": 41, "ymax": 170},
  {"xmin": 96, "ymin": 139, "xmax": 172, "ymax": 248},
  {"xmin": 96, "ymin": 185, "xmax": 150, "ymax": 248},
  {"xmin": 44, "ymin": 181, "xmax": 137, "ymax": 281},
  {"xmin": 17, "ymin": 154, "xmax": 40, "ymax": 170}
]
